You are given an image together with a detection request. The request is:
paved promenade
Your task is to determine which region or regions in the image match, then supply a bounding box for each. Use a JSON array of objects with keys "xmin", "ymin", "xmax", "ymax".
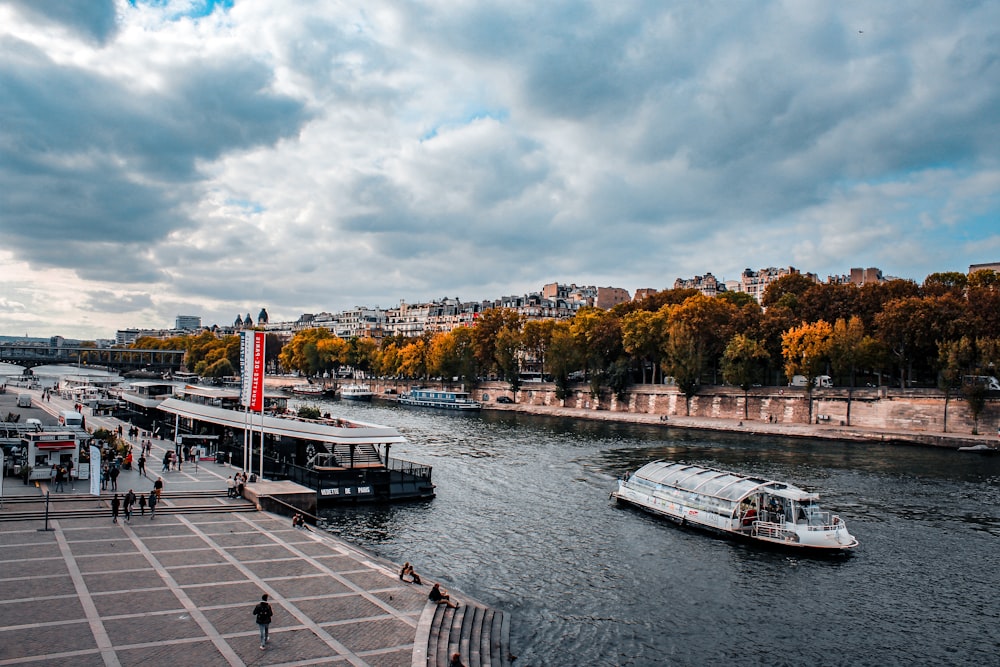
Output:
[{"xmin": 0, "ymin": 389, "xmax": 477, "ymax": 666}]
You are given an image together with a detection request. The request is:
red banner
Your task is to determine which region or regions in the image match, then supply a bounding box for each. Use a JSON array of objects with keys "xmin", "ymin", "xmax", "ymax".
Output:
[{"xmin": 241, "ymin": 331, "xmax": 266, "ymax": 411}]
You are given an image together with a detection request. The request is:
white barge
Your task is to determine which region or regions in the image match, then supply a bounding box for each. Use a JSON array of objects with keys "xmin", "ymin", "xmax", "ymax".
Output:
[
  {"xmin": 399, "ymin": 387, "xmax": 481, "ymax": 411},
  {"xmin": 612, "ymin": 461, "xmax": 858, "ymax": 552}
]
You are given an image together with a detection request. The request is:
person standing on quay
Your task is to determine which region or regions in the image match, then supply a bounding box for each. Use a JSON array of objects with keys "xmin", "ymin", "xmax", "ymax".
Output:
[
  {"xmin": 154, "ymin": 476, "xmax": 164, "ymax": 499},
  {"xmin": 111, "ymin": 493, "xmax": 120, "ymax": 524},
  {"xmin": 109, "ymin": 464, "xmax": 119, "ymax": 492},
  {"xmin": 148, "ymin": 490, "xmax": 157, "ymax": 519},
  {"xmin": 253, "ymin": 594, "xmax": 273, "ymax": 649},
  {"xmin": 137, "ymin": 454, "xmax": 146, "ymax": 477}
]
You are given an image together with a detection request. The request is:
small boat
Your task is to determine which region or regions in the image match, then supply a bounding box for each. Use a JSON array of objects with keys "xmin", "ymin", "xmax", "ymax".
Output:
[
  {"xmin": 612, "ymin": 461, "xmax": 858, "ymax": 552},
  {"xmin": 341, "ymin": 384, "xmax": 374, "ymax": 402},
  {"xmin": 957, "ymin": 443, "xmax": 998, "ymax": 454},
  {"xmin": 399, "ymin": 387, "xmax": 481, "ymax": 411},
  {"xmin": 289, "ymin": 383, "xmax": 325, "ymax": 397}
]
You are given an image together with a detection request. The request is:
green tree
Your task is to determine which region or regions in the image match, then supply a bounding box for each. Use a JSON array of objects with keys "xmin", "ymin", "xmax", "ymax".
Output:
[{"xmin": 547, "ymin": 321, "xmax": 583, "ymax": 400}]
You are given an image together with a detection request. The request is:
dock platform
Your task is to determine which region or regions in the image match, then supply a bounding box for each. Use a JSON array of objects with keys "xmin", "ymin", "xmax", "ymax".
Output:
[{"xmin": 0, "ymin": 387, "xmax": 513, "ymax": 666}]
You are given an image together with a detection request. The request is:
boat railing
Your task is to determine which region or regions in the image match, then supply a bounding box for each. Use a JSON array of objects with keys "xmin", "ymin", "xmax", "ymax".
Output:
[
  {"xmin": 385, "ymin": 457, "xmax": 432, "ymax": 479},
  {"xmin": 752, "ymin": 520, "xmax": 799, "ymax": 542}
]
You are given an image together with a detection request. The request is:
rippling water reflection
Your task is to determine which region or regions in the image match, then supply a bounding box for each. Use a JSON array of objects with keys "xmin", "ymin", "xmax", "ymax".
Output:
[{"xmin": 315, "ymin": 399, "xmax": 1000, "ymax": 666}]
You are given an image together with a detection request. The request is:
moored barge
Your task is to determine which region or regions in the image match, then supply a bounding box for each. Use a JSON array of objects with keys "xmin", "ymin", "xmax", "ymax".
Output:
[
  {"xmin": 399, "ymin": 387, "xmax": 481, "ymax": 411},
  {"xmin": 157, "ymin": 387, "xmax": 434, "ymax": 504},
  {"xmin": 612, "ymin": 461, "xmax": 858, "ymax": 552}
]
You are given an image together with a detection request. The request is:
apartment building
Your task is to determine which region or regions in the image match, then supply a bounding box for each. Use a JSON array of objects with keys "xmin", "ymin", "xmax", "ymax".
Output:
[{"xmin": 673, "ymin": 273, "xmax": 726, "ymax": 297}]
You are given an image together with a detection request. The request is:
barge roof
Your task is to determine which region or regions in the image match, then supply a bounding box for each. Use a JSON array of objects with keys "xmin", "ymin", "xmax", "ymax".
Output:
[
  {"xmin": 157, "ymin": 397, "xmax": 407, "ymax": 446},
  {"xmin": 634, "ymin": 461, "xmax": 820, "ymax": 503}
]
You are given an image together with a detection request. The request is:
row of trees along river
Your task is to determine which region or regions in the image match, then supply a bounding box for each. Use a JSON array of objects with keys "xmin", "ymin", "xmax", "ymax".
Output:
[{"xmin": 132, "ymin": 270, "xmax": 999, "ymax": 421}]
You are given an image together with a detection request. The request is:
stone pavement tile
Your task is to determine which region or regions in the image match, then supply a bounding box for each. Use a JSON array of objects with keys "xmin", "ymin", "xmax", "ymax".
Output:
[
  {"xmin": 0, "ymin": 543, "xmax": 61, "ymax": 561},
  {"xmin": 266, "ymin": 575, "xmax": 351, "ymax": 599},
  {"xmin": 0, "ymin": 530, "xmax": 58, "ymax": 547},
  {"xmin": 244, "ymin": 558, "xmax": 326, "ymax": 579},
  {"xmin": 200, "ymin": 604, "xmax": 266, "ymax": 636},
  {"xmin": 339, "ymin": 570, "xmax": 396, "ymax": 591},
  {"xmin": 142, "ymin": 535, "xmax": 208, "ymax": 552},
  {"xmin": 372, "ymin": 586, "xmax": 429, "ymax": 613},
  {"xmin": 115, "ymin": 638, "xmax": 229, "ymax": 666},
  {"xmin": 194, "ymin": 519, "xmax": 247, "ymax": 535},
  {"xmin": 0, "ymin": 621, "xmax": 96, "ymax": 660},
  {"xmin": 61, "ymin": 526, "xmax": 127, "ymax": 541},
  {"xmin": 0, "ymin": 556, "xmax": 68, "ymax": 578},
  {"xmin": 359, "ymin": 647, "xmax": 414, "ymax": 667},
  {"xmin": 168, "ymin": 563, "xmax": 250, "ymax": 586},
  {"xmin": 0, "ymin": 597, "xmax": 86, "ymax": 625},
  {"xmin": 92, "ymin": 588, "xmax": 181, "ymax": 616},
  {"xmin": 67, "ymin": 538, "xmax": 140, "ymax": 557},
  {"xmin": 293, "ymin": 540, "xmax": 345, "ymax": 558},
  {"xmin": 128, "ymin": 523, "xmax": 194, "ymax": 538},
  {"xmin": 292, "ymin": 594, "xmax": 387, "ymax": 624},
  {"xmin": 74, "ymin": 552, "xmax": 149, "ymax": 573},
  {"xmin": 19, "ymin": 651, "xmax": 107, "ymax": 667},
  {"xmin": 311, "ymin": 555, "xmax": 359, "ymax": 572},
  {"xmin": 226, "ymin": 544, "xmax": 299, "ymax": 562},
  {"xmin": 83, "ymin": 569, "xmax": 166, "ymax": 593},
  {"xmin": 230, "ymin": 627, "xmax": 342, "ymax": 665},
  {"xmin": 183, "ymin": 580, "xmax": 264, "ymax": 607},
  {"xmin": 154, "ymin": 548, "xmax": 219, "ymax": 567},
  {"xmin": 210, "ymin": 532, "xmax": 278, "ymax": 548},
  {"xmin": 115, "ymin": 610, "xmax": 209, "ymax": 642},
  {"xmin": 4, "ymin": 575, "xmax": 77, "ymax": 600},
  {"xmin": 324, "ymin": 617, "xmax": 415, "ymax": 653}
]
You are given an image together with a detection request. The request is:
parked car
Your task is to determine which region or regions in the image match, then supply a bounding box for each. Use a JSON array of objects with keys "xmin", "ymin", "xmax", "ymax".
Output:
[{"xmin": 496, "ymin": 396, "xmax": 514, "ymax": 404}]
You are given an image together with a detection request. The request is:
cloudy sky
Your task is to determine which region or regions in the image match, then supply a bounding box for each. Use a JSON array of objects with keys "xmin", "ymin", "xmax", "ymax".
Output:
[{"xmin": 2, "ymin": 0, "xmax": 998, "ymax": 340}]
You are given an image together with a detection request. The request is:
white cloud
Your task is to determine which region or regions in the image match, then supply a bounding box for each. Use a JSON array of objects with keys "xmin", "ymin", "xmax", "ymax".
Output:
[{"xmin": 1, "ymin": 0, "xmax": 999, "ymax": 339}]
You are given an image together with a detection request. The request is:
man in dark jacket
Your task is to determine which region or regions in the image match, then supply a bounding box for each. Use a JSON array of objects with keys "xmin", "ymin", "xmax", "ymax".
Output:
[{"xmin": 253, "ymin": 594, "xmax": 273, "ymax": 649}]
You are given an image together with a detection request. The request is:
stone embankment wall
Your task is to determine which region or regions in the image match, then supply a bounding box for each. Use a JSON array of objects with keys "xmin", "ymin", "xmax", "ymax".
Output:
[{"xmin": 472, "ymin": 382, "xmax": 999, "ymax": 437}]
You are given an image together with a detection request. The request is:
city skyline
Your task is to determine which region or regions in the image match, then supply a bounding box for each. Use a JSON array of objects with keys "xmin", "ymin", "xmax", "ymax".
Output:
[{"xmin": 2, "ymin": 1, "xmax": 999, "ymax": 340}]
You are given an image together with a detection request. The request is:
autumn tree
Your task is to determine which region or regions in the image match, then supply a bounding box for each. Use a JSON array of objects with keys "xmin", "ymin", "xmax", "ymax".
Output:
[
  {"xmin": 621, "ymin": 309, "xmax": 667, "ymax": 384},
  {"xmin": 721, "ymin": 334, "xmax": 769, "ymax": 418},
  {"xmin": 662, "ymin": 320, "xmax": 702, "ymax": 415},
  {"xmin": 547, "ymin": 321, "xmax": 584, "ymax": 400},
  {"xmin": 571, "ymin": 307, "xmax": 624, "ymax": 398},
  {"xmin": 472, "ymin": 308, "xmax": 524, "ymax": 377}
]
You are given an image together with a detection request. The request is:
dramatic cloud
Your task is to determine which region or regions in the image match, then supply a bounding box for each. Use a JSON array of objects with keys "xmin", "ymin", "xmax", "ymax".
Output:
[{"xmin": 1, "ymin": 0, "xmax": 998, "ymax": 339}]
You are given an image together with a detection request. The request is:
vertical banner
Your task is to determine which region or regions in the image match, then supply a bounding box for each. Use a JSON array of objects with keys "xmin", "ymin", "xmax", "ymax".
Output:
[
  {"xmin": 240, "ymin": 331, "xmax": 266, "ymax": 411},
  {"xmin": 89, "ymin": 445, "xmax": 101, "ymax": 496}
]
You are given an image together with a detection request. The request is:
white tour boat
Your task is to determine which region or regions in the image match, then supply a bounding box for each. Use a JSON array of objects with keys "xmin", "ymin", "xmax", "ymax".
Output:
[
  {"xmin": 612, "ymin": 461, "xmax": 858, "ymax": 552},
  {"xmin": 341, "ymin": 384, "xmax": 374, "ymax": 402}
]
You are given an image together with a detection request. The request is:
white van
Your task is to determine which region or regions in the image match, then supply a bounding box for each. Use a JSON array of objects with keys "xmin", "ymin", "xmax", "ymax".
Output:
[
  {"xmin": 963, "ymin": 375, "xmax": 1000, "ymax": 391},
  {"xmin": 58, "ymin": 411, "xmax": 84, "ymax": 427},
  {"xmin": 790, "ymin": 375, "xmax": 833, "ymax": 388},
  {"xmin": 16, "ymin": 393, "xmax": 32, "ymax": 407}
]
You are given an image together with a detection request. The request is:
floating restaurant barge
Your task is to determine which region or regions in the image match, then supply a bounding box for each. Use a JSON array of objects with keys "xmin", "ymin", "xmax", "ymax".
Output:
[
  {"xmin": 612, "ymin": 461, "xmax": 858, "ymax": 552},
  {"xmin": 157, "ymin": 386, "xmax": 434, "ymax": 504},
  {"xmin": 399, "ymin": 387, "xmax": 482, "ymax": 411}
]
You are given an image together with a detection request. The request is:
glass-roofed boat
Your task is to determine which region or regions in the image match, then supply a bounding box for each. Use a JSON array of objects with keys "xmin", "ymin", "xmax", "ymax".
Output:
[{"xmin": 612, "ymin": 461, "xmax": 858, "ymax": 552}]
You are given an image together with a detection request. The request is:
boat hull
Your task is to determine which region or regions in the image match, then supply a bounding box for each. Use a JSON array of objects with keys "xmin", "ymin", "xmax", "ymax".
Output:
[{"xmin": 398, "ymin": 398, "xmax": 481, "ymax": 411}]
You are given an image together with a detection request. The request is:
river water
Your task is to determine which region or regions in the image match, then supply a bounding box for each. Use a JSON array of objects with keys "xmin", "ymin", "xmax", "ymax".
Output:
[
  {"xmin": 312, "ymin": 398, "xmax": 1000, "ymax": 667},
  {"xmin": 9, "ymin": 364, "xmax": 997, "ymax": 664}
]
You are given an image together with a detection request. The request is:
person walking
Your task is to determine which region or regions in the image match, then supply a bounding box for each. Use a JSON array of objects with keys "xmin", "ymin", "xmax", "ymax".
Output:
[
  {"xmin": 123, "ymin": 489, "xmax": 136, "ymax": 523},
  {"xmin": 54, "ymin": 466, "xmax": 65, "ymax": 493},
  {"xmin": 253, "ymin": 594, "xmax": 273, "ymax": 649},
  {"xmin": 101, "ymin": 462, "xmax": 109, "ymax": 491},
  {"xmin": 109, "ymin": 464, "xmax": 119, "ymax": 492},
  {"xmin": 111, "ymin": 493, "xmax": 120, "ymax": 524},
  {"xmin": 138, "ymin": 492, "xmax": 147, "ymax": 516},
  {"xmin": 154, "ymin": 476, "xmax": 164, "ymax": 500},
  {"xmin": 137, "ymin": 454, "xmax": 146, "ymax": 477},
  {"xmin": 148, "ymin": 490, "xmax": 157, "ymax": 519},
  {"xmin": 226, "ymin": 476, "xmax": 236, "ymax": 498}
]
